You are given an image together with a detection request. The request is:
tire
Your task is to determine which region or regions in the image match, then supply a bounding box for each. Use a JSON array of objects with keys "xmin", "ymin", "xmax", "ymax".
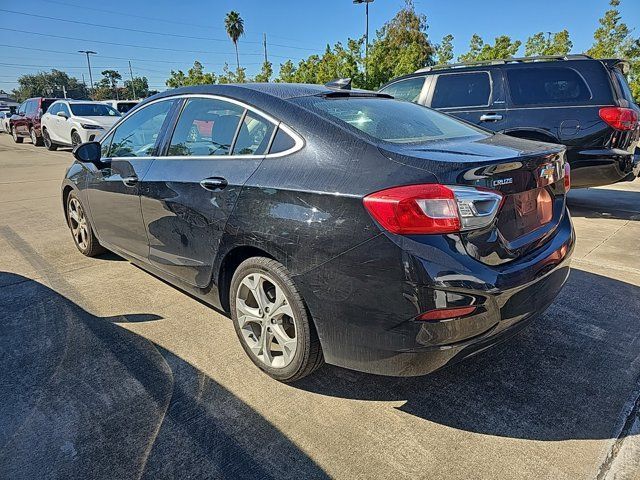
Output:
[
  {"xmin": 230, "ymin": 257, "xmax": 324, "ymax": 382},
  {"xmin": 42, "ymin": 128, "xmax": 57, "ymax": 151},
  {"xmin": 11, "ymin": 126, "xmax": 23, "ymax": 143},
  {"xmin": 66, "ymin": 191, "xmax": 105, "ymax": 257},
  {"xmin": 30, "ymin": 127, "xmax": 43, "ymax": 146},
  {"xmin": 71, "ymin": 130, "xmax": 82, "ymax": 148}
]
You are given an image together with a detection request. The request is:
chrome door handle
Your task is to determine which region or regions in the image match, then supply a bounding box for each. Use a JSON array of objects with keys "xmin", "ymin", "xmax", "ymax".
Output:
[
  {"xmin": 122, "ymin": 176, "xmax": 138, "ymax": 186},
  {"xmin": 480, "ymin": 113, "xmax": 503, "ymax": 122},
  {"xmin": 200, "ymin": 177, "xmax": 228, "ymax": 191}
]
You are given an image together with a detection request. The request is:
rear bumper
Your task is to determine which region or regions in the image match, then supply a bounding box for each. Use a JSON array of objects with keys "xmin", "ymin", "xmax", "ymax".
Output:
[
  {"xmin": 296, "ymin": 210, "xmax": 575, "ymax": 376},
  {"xmin": 568, "ymin": 148, "xmax": 639, "ymax": 188}
]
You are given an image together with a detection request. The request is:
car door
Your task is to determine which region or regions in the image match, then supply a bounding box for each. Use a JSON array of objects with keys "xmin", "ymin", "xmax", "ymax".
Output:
[
  {"xmin": 23, "ymin": 99, "xmax": 38, "ymax": 134},
  {"xmin": 86, "ymin": 98, "xmax": 178, "ymax": 261},
  {"xmin": 56, "ymin": 103, "xmax": 74, "ymax": 144},
  {"xmin": 14, "ymin": 101, "xmax": 29, "ymax": 135},
  {"xmin": 140, "ymin": 96, "xmax": 276, "ymax": 288},
  {"xmin": 45, "ymin": 103, "xmax": 64, "ymax": 143},
  {"xmin": 426, "ymin": 70, "xmax": 507, "ymax": 131}
]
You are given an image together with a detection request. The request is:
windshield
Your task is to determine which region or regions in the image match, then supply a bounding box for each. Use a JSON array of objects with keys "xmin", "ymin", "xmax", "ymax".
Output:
[
  {"xmin": 294, "ymin": 96, "xmax": 488, "ymax": 144},
  {"xmin": 70, "ymin": 103, "xmax": 121, "ymax": 117}
]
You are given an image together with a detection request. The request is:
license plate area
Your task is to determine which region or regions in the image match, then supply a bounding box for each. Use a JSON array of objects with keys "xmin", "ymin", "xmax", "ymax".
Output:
[{"xmin": 498, "ymin": 187, "xmax": 554, "ymax": 241}]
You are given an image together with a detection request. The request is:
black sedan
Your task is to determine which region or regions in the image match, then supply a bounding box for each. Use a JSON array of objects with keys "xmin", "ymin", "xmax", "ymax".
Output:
[{"xmin": 62, "ymin": 83, "xmax": 575, "ymax": 382}]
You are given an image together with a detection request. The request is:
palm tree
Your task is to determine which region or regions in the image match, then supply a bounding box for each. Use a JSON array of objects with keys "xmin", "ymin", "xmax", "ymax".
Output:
[{"xmin": 225, "ymin": 11, "xmax": 244, "ymax": 71}]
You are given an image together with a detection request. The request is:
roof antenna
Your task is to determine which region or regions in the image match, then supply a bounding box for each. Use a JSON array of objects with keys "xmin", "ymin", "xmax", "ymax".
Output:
[{"xmin": 325, "ymin": 78, "xmax": 352, "ymax": 90}]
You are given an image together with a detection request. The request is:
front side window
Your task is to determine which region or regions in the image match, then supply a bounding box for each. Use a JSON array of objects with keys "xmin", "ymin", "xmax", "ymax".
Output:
[
  {"xmin": 431, "ymin": 72, "xmax": 491, "ymax": 109},
  {"xmin": 168, "ymin": 98, "xmax": 244, "ymax": 156},
  {"xmin": 294, "ymin": 96, "xmax": 488, "ymax": 144},
  {"xmin": 380, "ymin": 77, "xmax": 426, "ymax": 103},
  {"xmin": 47, "ymin": 103, "xmax": 60, "ymax": 115},
  {"xmin": 70, "ymin": 103, "xmax": 120, "ymax": 117},
  {"xmin": 59, "ymin": 103, "xmax": 71, "ymax": 117},
  {"xmin": 100, "ymin": 131, "xmax": 114, "ymax": 158},
  {"xmin": 507, "ymin": 67, "xmax": 591, "ymax": 105},
  {"xmin": 108, "ymin": 100, "xmax": 174, "ymax": 158},
  {"xmin": 25, "ymin": 100, "xmax": 37, "ymax": 115}
]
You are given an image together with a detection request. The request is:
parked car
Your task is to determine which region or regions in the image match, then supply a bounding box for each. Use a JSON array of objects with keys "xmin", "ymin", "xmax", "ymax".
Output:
[
  {"xmin": 41, "ymin": 100, "xmax": 121, "ymax": 150},
  {"xmin": 0, "ymin": 111, "xmax": 10, "ymax": 133},
  {"xmin": 380, "ymin": 55, "xmax": 640, "ymax": 188},
  {"xmin": 101, "ymin": 99, "xmax": 139, "ymax": 115},
  {"xmin": 9, "ymin": 97, "xmax": 58, "ymax": 145},
  {"xmin": 62, "ymin": 83, "xmax": 574, "ymax": 382}
]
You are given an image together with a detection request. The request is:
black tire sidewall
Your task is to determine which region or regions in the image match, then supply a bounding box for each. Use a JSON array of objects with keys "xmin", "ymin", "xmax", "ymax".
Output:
[
  {"xmin": 67, "ymin": 191, "xmax": 100, "ymax": 256},
  {"xmin": 230, "ymin": 259, "xmax": 312, "ymax": 381}
]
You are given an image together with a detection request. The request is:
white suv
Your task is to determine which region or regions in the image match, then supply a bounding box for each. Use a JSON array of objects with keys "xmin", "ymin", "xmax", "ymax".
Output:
[{"xmin": 40, "ymin": 100, "xmax": 121, "ymax": 150}]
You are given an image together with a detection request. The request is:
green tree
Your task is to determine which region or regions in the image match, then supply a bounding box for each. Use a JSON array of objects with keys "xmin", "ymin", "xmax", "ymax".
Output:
[
  {"xmin": 458, "ymin": 35, "xmax": 521, "ymax": 62},
  {"xmin": 12, "ymin": 70, "xmax": 88, "ymax": 101},
  {"xmin": 435, "ymin": 34, "xmax": 455, "ymax": 65},
  {"xmin": 366, "ymin": 0, "xmax": 435, "ymax": 89},
  {"xmin": 254, "ymin": 61, "xmax": 273, "ymax": 82},
  {"xmin": 587, "ymin": 0, "xmax": 639, "ymax": 100},
  {"xmin": 525, "ymin": 30, "xmax": 573, "ymax": 56},
  {"xmin": 276, "ymin": 60, "xmax": 297, "ymax": 82},
  {"xmin": 217, "ymin": 64, "xmax": 247, "ymax": 84},
  {"xmin": 123, "ymin": 76, "xmax": 149, "ymax": 99},
  {"xmin": 225, "ymin": 11, "xmax": 245, "ymax": 71},
  {"xmin": 98, "ymin": 70, "xmax": 122, "ymax": 99},
  {"xmin": 165, "ymin": 61, "xmax": 216, "ymax": 88}
]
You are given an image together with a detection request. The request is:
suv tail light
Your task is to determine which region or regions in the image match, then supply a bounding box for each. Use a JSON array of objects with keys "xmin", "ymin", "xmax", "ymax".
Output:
[
  {"xmin": 564, "ymin": 163, "xmax": 571, "ymax": 192},
  {"xmin": 599, "ymin": 107, "xmax": 639, "ymax": 131},
  {"xmin": 363, "ymin": 184, "xmax": 503, "ymax": 235}
]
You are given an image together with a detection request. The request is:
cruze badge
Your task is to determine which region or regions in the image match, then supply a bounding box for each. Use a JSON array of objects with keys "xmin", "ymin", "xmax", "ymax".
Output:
[{"xmin": 493, "ymin": 178, "xmax": 513, "ymax": 187}]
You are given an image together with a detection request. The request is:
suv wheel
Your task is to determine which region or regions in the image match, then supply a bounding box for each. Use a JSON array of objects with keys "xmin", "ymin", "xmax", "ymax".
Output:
[
  {"xmin": 71, "ymin": 131, "xmax": 82, "ymax": 148},
  {"xmin": 230, "ymin": 257, "xmax": 324, "ymax": 382},
  {"xmin": 42, "ymin": 129, "xmax": 57, "ymax": 151},
  {"xmin": 30, "ymin": 127, "xmax": 43, "ymax": 146},
  {"xmin": 11, "ymin": 126, "xmax": 23, "ymax": 143},
  {"xmin": 66, "ymin": 191, "xmax": 105, "ymax": 257}
]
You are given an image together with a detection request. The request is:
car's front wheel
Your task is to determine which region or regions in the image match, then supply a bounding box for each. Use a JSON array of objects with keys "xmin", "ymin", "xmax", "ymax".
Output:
[
  {"xmin": 230, "ymin": 257, "xmax": 324, "ymax": 382},
  {"xmin": 11, "ymin": 126, "xmax": 23, "ymax": 143},
  {"xmin": 71, "ymin": 131, "xmax": 82, "ymax": 148},
  {"xmin": 30, "ymin": 127, "xmax": 43, "ymax": 146},
  {"xmin": 42, "ymin": 128, "xmax": 57, "ymax": 151},
  {"xmin": 66, "ymin": 191, "xmax": 105, "ymax": 257}
]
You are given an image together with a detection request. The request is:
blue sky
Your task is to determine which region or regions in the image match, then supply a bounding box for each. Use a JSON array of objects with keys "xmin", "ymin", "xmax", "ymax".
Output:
[{"xmin": 1, "ymin": 0, "xmax": 638, "ymax": 93}]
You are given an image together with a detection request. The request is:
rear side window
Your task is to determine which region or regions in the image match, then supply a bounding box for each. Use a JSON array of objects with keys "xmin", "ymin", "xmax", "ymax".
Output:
[
  {"xmin": 614, "ymin": 70, "xmax": 635, "ymax": 103},
  {"xmin": 168, "ymin": 98, "xmax": 244, "ymax": 156},
  {"xmin": 41, "ymin": 99, "xmax": 55, "ymax": 113},
  {"xmin": 233, "ymin": 111, "xmax": 275, "ymax": 155},
  {"xmin": 507, "ymin": 67, "xmax": 591, "ymax": 105},
  {"xmin": 269, "ymin": 128, "xmax": 296, "ymax": 154},
  {"xmin": 25, "ymin": 100, "xmax": 37, "ymax": 115},
  {"xmin": 380, "ymin": 77, "xmax": 425, "ymax": 103},
  {"xmin": 431, "ymin": 72, "xmax": 491, "ymax": 108}
]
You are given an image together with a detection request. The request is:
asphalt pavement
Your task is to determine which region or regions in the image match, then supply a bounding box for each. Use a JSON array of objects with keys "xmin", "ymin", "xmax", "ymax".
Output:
[{"xmin": 0, "ymin": 133, "xmax": 639, "ymax": 480}]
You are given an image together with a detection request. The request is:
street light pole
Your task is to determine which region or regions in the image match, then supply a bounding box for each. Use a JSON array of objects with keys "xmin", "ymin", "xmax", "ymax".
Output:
[
  {"xmin": 78, "ymin": 50, "xmax": 97, "ymax": 91},
  {"xmin": 353, "ymin": 0, "xmax": 374, "ymax": 84}
]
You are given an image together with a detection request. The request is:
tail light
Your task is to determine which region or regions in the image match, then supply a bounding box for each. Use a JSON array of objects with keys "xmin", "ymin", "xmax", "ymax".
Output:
[
  {"xmin": 599, "ymin": 107, "xmax": 638, "ymax": 131},
  {"xmin": 363, "ymin": 184, "xmax": 503, "ymax": 235},
  {"xmin": 564, "ymin": 163, "xmax": 571, "ymax": 192},
  {"xmin": 416, "ymin": 306, "xmax": 477, "ymax": 321}
]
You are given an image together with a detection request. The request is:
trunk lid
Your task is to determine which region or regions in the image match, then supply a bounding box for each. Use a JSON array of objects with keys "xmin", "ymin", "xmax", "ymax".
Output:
[{"xmin": 378, "ymin": 134, "xmax": 568, "ymax": 265}]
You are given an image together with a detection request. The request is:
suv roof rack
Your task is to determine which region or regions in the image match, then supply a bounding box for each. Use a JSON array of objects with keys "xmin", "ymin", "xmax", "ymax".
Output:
[{"xmin": 415, "ymin": 54, "xmax": 594, "ymax": 73}]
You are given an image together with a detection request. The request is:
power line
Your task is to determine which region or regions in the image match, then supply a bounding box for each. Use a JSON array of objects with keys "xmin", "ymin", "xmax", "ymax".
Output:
[{"xmin": 0, "ymin": 9, "xmax": 321, "ymax": 53}]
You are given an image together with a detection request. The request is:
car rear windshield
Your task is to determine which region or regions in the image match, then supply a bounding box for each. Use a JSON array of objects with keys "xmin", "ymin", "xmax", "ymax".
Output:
[
  {"xmin": 70, "ymin": 103, "xmax": 120, "ymax": 117},
  {"xmin": 294, "ymin": 96, "xmax": 488, "ymax": 144},
  {"xmin": 507, "ymin": 67, "xmax": 592, "ymax": 105}
]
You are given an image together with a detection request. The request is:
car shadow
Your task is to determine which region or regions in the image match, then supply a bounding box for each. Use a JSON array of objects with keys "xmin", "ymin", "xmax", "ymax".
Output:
[
  {"xmin": 568, "ymin": 187, "xmax": 640, "ymax": 220},
  {"xmin": 0, "ymin": 271, "xmax": 329, "ymax": 480},
  {"xmin": 294, "ymin": 268, "xmax": 640, "ymax": 442}
]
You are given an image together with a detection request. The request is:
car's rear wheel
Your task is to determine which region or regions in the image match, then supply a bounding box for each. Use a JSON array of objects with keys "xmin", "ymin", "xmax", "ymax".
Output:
[
  {"xmin": 11, "ymin": 126, "xmax": 23, "ymax": 143},
  {"xmin": 230, "ymin": 257, "xmax": 323, "ymax": 382},
  {"xmin": 30, "ymin": 127, "xmax": 43, "ymax": 146},
  {"xmin": 71, "ymin": 131, "xmax": 82, "ymax": 148},
  {"xmin": 42, "ymin": 128, "xmax": 57, "ymax": 151},
  {"xmin": 66, "ymin": 192, "xmax": 105, "ymax": 257}
]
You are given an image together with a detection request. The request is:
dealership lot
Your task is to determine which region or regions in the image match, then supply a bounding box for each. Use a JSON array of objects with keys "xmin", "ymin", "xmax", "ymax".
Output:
[{"xmin": 0, "ymin": 133, "xmax": 639, "ymax": 479}]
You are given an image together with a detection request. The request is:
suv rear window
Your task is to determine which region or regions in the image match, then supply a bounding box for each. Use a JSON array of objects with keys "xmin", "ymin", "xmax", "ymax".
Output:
[
  {"xmin": 507, "ymin": 67, "xmax": 591, "ymax": 105},
  {"xmin": 613, "ymin": 70, "xmax": 635, "ymax": 104},
  {"xmin": 380, "ymin": 77, "xmax": 425, "ymax": 103},
  {"xmin": 431, "ymin": 72, "xmax": 491, "ymax": 109},
  {"xmin": 294, "ymin": 97, "xmax": 488, "ymax": 144}
]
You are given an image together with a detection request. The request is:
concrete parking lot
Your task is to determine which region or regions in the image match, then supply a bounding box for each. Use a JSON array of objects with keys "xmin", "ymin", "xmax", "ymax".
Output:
[{"xmin": 0, "ymin": 132, "xmax": 639, "ymax": 480}]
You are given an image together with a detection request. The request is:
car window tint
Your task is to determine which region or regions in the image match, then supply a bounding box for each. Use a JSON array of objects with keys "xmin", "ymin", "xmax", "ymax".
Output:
[
  {"xmin": 232, "ymin": 111, "xmax": 275, "ymax": 155},
  {"xmin": 168, "ymin": 98, "xmax": 244, "ymax": 156},
  {"xmin": 614, "ymin": 70, "xmax": 635, "ymax": 103},
  {"xmin": 25, "ymin": 100, "xmax": 37, "ymax": 115},
  {"xmin": 507, "ymin": 67, "xmax": 591, "ymax": 105},
  {"xmin": 70, "ymin": 103, "xmax": 120, "ymax": 117},
  {"xmin": 18, "ymin": 103, "xmax": 26, "ymax": 114},
  {"xmin": 269, "ymin": 128, "xmax": 296, "ymax": 154},
  {"xmin": 60, "ymin": 104, "xmax": 71, "ymax": 116},
  {"xmin": 294, "ymin": 97, "xmax": 487, "ymax": 144},
  {"xmin": 41, "ymin": 99, "xmax": 55, "ymax": 113},
  {"xmin": 100, "ymin": 132, "xmax": 114, "ymax": 158},
  {"xmin": 109, "ymin": 100, "xmax": 173, "ymax": 158},
  {"xmin": 117, "ymin": 102, "xmax": 137, "ymax": 114},
  {"xmin": 48, "ymin": 103, "xmax": 60, "ymax": 115},
  {"xmin": 380, "ymin": 77, "xmax": 425, "ymax": 103},
  {"xmin": 431, "ymin": 72, "xmax": 491, "ymax": 108}
]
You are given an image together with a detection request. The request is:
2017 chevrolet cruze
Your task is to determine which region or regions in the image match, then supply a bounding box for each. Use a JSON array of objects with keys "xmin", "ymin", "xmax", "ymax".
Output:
[{"xmin": 62, "ymin": 83, "xmax": 575, "ymax": 382}]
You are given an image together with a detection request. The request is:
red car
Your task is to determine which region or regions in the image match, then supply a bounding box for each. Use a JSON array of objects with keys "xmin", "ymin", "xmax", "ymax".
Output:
[{"xmin": 10, "ymin": 97, "xmax": 58, "ymax": 146}]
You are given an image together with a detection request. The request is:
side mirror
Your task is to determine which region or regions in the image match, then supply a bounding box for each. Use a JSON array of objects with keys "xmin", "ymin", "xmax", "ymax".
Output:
[
  {"xmin": 56, "ymin": 111, "xmax": 68, "ymax": 119},
  {"xmin": 73, "ymin": 141, "xmax": 102, "ymax": 164}
]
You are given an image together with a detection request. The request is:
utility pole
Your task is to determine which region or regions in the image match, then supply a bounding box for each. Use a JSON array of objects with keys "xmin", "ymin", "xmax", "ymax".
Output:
[
  {"xmin": 353, "ymin": 0, "xmax": 374, "ymax": 84},
  {"xmin": 263, "ymin": 33, "xmax": 268, "ymax": 64},
  {"xmin": 78, "ymin": 50, "xmax": 97, "ymax": 91},
  {"xmin": 128, "ymin": 61, "xmax": 137, "ymax": 99}
]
